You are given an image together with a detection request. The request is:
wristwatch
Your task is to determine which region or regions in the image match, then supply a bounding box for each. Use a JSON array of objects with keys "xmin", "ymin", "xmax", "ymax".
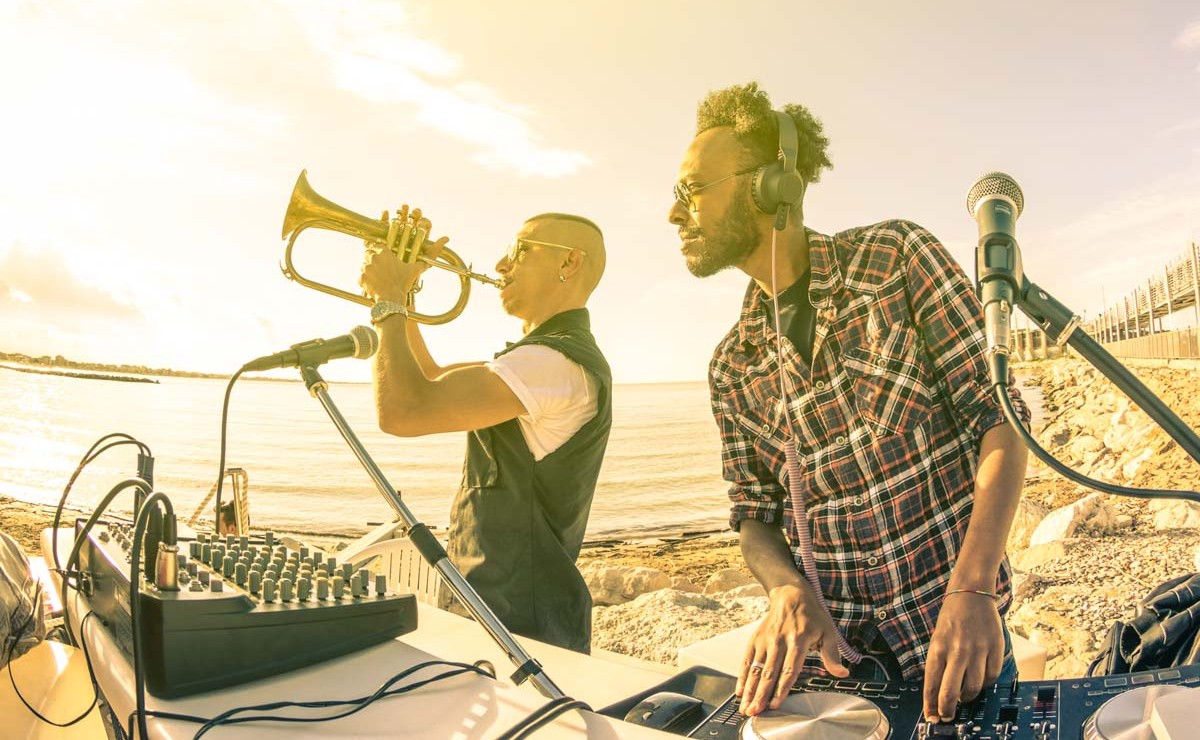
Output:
[{"xmin": 370, "ymin": 300, "xmax": 409, "ymax": 325}]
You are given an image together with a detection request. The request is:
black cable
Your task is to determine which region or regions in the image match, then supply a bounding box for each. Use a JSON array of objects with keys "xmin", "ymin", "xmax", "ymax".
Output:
[
  {"xmin": 180, "ymin": 660, "xmax": 493, "ymax": 738},
  {"xmin": 996, "ymin": 385, "xmax": 1200, "ymax": 503},
  {"xmin": 60, "ymin": 477, "xmax": 152, "ymax": 651},
  {"xmin": 211, "ymin": 369, "xmax": 244, "ymax": 536},
  {"xmin": 52, "ymin": 434, "xmax": 150, "ymax": 574},
  {"xmin": 494, "ymin": 697, "xmax": 592, "ymax": 740},
  {"xmin": 5, "ymin": 609, "xmax": 102, "ymax": 727},
  {"xmin": 125, "ymin": 492, "xmax": 174, "ymax": 740}
]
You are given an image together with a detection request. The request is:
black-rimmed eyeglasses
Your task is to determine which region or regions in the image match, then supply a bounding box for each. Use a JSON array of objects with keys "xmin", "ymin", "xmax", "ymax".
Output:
[{"xmin": 673, "ymin": 166, "xmax": 759, "ymax": 212}]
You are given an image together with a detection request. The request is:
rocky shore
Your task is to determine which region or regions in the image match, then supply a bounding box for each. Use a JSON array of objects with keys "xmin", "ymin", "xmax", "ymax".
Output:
[
  {"xmin": 577, "ymin": 358, "xmax": 1200, "ymax": 677},
  {"xmin": 4, "ymin": 357, "xmax": 1198, "ymax": 678}
]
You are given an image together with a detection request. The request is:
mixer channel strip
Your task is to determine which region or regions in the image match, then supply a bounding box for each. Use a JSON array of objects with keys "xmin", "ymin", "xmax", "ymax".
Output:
[{"xmin": 76, "ymin": 521, "xmax": 418, "ymax": 698}]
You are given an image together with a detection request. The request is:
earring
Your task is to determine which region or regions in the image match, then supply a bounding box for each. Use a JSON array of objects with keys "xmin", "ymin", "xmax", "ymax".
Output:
[{"xmin": 558, "ymin": 273, "xmax": 567, "ymax": 282}]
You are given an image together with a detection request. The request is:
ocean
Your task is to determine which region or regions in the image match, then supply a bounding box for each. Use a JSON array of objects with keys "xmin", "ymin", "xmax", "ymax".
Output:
[
  {"xmin": 0, "ymin": 367, "xmax": 1043, "ymax": 542},
  {"xmin": 0, "ymin": 368, "xmax": 730, "ymax": 540}
]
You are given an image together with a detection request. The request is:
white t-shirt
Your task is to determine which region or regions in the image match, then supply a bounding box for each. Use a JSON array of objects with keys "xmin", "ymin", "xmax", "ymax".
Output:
[{"xmin": 486, "ymin": 344, "xmax": 600, "ymax": 461}]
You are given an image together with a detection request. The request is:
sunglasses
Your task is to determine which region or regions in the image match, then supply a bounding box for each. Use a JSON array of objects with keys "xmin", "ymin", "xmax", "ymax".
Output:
[
  {"xmin": 505, "ymin": 238, "xmax": 588, "ymax": 263},
  {"xmin": 673, "ymin": 165, "xmax": 759, "ymax": 212}
]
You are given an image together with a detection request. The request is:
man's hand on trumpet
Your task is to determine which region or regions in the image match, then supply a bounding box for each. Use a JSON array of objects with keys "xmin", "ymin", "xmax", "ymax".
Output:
[{"xmin": 359, "ymin": 205, "xmax": 449, "ymax": 304}]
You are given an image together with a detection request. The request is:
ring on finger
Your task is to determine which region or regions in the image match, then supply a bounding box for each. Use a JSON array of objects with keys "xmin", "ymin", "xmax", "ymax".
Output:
[{"xmin": 749, "ymin": 661, "xmax": 765, "ymax": 673}]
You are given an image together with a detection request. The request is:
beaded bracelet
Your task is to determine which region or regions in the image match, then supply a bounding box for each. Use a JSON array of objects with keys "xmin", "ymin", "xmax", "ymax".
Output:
[{"xmin": 945, "ymin": 588, "xmax": 999, "ymax": 599}]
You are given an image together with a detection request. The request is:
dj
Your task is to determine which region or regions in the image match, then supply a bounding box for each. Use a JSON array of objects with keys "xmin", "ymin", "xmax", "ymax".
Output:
[
  {"xmin": 359, "ymin": 208, "xmax": 611, "ymax": 654},
  {"xmin": 667, "ymin": 83, "xmax": 1030, "ymax": 722}
]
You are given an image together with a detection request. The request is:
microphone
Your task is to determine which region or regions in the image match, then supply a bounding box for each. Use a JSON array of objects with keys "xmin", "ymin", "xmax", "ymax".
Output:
[
  {"xmin": 966, "ymin": 172, "xmax": 1024, "ymax": 385},
  {"xmin": 241, "ymin": 326, "xmax": 379, "ymax": 372}
]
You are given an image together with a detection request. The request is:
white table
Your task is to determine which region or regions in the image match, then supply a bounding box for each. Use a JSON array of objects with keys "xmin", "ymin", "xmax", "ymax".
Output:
[{"xmin": 41, "ymin": 529, "xmax": 680, "ymax": 740}]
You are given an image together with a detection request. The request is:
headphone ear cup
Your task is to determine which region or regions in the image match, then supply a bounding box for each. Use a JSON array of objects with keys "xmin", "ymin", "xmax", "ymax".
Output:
[{"xmin": 750, "ymin": 163, "xmax": 779, "ymax": 214}]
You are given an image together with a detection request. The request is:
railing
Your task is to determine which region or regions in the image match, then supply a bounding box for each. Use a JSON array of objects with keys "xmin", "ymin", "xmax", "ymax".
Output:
[{"xmin": 1084, "ymin": 242, "xmax": 1200, "ymax": 353}]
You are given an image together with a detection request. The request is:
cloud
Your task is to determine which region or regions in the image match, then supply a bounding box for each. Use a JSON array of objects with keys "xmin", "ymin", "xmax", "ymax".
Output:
[
  {"xmin": 1178, "ymin": 20, "xmax": 1200, "ymax": 49},
  {"xmin": 289, "ymin": 1, "xmax": 591, "ymax": 177},
  {"xmin": 0, "ymin": 243, "xmax": 141, "ymax": 323}
]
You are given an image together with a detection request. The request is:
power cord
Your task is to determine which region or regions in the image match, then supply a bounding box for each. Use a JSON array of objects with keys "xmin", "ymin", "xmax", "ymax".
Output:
[
  {"xmin": 5, "ymin": 609, "xmax": 102, "ymax": 727},
  {"xmin": 493, "ymin": 696, "xmax": 592, "ymax": 740},
  {"xmin": 128, "ymin": 660, "xmax": 495, "ymax": 738}
]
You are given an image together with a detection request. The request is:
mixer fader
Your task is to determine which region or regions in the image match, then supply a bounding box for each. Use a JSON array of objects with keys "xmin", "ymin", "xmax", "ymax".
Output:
[{"xmin": 77, "ymin": 520, "xmax": 418, "ymax": 699}]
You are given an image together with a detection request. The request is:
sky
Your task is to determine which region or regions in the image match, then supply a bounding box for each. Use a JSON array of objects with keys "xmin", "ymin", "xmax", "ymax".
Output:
[{"xmin": 1, "ymin": 0, "xmax": 1198, "ymax": 384}]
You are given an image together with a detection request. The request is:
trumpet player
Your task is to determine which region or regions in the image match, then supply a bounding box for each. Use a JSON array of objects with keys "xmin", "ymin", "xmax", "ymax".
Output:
[{"xmin": 358, "ymin": 207, "xmax": 610, "ymax": 654}]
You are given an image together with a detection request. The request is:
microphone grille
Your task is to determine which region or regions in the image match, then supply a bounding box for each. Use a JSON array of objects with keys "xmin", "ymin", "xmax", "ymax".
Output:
[
  {"xmin": 349, "ymin": 325, "xmax": 380, "ymax": 360},
  {"xmin": 966, "ymin": 171, "xmax": 1024, "ymax": 218}
]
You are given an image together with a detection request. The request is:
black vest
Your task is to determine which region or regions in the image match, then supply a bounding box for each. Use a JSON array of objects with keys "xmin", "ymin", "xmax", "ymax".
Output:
[{"xmin": 446, "ymin": 308, "xmax": 612, "ymax": 652}]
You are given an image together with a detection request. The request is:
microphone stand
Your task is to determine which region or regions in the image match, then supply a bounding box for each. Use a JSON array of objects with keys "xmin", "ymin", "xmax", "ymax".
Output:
[
  {"xmin": 1008, "ymin": 275, "xmax": 1200, "ymax": 466},
  {"xmin": 296, "ymin": 363, "xmax": 565, "ymax": 700}
]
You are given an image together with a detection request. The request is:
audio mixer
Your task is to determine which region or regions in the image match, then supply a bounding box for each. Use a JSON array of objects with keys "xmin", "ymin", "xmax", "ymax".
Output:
[
  {"xmin": 686, "ymin": 664, "xmax": 1200, "ymax": 740},
  {"xmin": 75, "ymin": 520, "xmax": 418, "ymax": 698}
]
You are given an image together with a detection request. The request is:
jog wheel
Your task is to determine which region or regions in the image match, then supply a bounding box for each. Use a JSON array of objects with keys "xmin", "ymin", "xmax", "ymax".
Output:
[
  {"xmin": 740, "ymin": 692, "xmax": 890, "ymax": 740},
  {"xmin": 1083, "ymin": 684, "xmax": 1186, "ymax": 740}
]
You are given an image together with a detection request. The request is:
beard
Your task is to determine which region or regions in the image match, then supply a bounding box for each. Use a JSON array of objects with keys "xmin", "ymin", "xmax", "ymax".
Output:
[{"xmin": 683, "ymin": 194, "xmax": 760, "ymax": 278}]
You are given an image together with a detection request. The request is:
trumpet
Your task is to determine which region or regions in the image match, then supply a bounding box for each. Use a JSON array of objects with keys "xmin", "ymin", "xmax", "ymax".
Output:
[{"xmin": 280, "ymin": 170, "xmax": 503, "ymax": 325}]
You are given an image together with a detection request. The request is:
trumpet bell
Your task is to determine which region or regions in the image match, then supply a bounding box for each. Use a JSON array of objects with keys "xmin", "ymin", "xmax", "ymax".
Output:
[{"xmin": 280, "ymin": 170, "xmax": 496, "ymax": 324}]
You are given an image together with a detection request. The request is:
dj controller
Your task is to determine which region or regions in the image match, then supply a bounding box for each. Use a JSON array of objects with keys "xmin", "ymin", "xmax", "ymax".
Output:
[
  {"xmin": 686, "ymin": 664, "xmax": 1200, "ymax": 740},
  {"xmin": 75, "ymin": 520, "xmax": 418, "ymax": 698}
]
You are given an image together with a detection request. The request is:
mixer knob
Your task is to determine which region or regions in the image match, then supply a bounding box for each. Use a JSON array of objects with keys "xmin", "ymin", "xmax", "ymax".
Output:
[
  {"xmin": 280, "ymin": 579, "xmax": 294, "ymax": 602},
  {"xmin": 313, "ymin": 551, "xmax": 324, "ymax": 565},
  {"xmin": 264, "ymin": 531, "xmax": 274, "ymax": 547},
  {"xmin": 299, "ymin": 546, "xmax": 309, "ymax": 560},
  {"xmin": 235, "ymin": 562, "xmax": 248, "ymax": 586},
  {"xmin": 223, "ymin": 555, "xmax": 236, "ymax": 579},
  {"xmin": 239, "ymin": 535, "xmax": 249, "ymax": 550},
  {"xmin": 187, "ymin": 561, "xmax": 199, "ymax": 577},
  {"xmin": 263, "ymin": 578, "xmax": 276, "ymax": 602},
  {"xmin": 297, "ymin": 578, "xmax": 311, "ymax": 602},
  {"xmin": 210, "ymin": 576, "xmax": 224, "ymax": 593},
  {"xmin": 189, "ymin": 541, "xmax": 200, "ymax": 558},
  {"xmin": 375, "ymin": 574, "xmax": 387, "ymax": 596},
  {"xmin": 198, "ymin": 569, "xmax": 211, "ymax": 586},
  {"xmin": 332, "ymin": 575, "xmax": 345, "ymax": 600},
  {"xmin": 189, "ymin": 580, "xmax": 204, "ymax": 592},
  {"xmin": 201, "ymin": 544, "xmax": 212, "ymax": 564},
  {"xmin": 178, "ymin": 570, "xmax": 191, "ymax": 585},
  {"xmin": 327, "ymin": 556, "xmax": 337, "ymax": 574},
  {"xmin": 249, "ymin": 569, "xmax": 262, "ymax": 595},
  {"xmin": 317, "ymin": 577, "xmax": 329, "ymax": 600}
]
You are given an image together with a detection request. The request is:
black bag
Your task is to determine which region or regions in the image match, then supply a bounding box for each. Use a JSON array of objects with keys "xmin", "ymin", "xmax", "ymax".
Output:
[
  {"xmin": 1088, "ymin": 572, "xmax": 1200, "ymax": 676},
  {"xmin": 1, "ymin": 531, "xmax": 44, "ymax": 667}
]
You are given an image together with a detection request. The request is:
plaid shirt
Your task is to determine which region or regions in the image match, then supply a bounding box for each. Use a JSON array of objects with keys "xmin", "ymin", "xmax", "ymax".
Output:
[{"xmin": 710, "ymin": 220, "xmax": 1029, "ymax": 680}]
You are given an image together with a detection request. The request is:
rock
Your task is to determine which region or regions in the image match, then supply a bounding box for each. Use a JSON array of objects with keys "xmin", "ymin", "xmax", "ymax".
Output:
[
  {"xmin": 1120, "ymin": 448, "xmax": 1154, "ymax": 482},
  {"xmin": 670, "ymin": 576, "xmax": 701, "ymax": 593},
  {"xmin": 1029, "ymin": 493, "xmax": 1110, "ymax": 546},
  {"xmin": 1008, "ymin": 498, "xmax": 1048, "ymax": 551},
  {"xmin": 1112, "ymin": 515, "xmax": 1134, "ymax": 530},
  {"xmin": 1194, "ymin": 544, "xmax": 1200, "ymax": 572},
  {"xmin": 591, "ymin": 588, "xmax": 761, "ymax": 665},
  {"xmin": 1010, "ymin": 541, "xmax": 1069, "ymax": 572},
  {"xmin": 1150, "ymin": 500, "xmax": 1200, "ymax": 530},
  {"xmin": 723, "ymin": 583, "xmax": 767, "ymax": 599},
  {"xmin": 703, "ymin": 568, "xmax": 755, "ymax": 594},
  {"xmin": 1009, "ymin": 571, "xmax": 1044, "ymax": 604},
  {"xmin": 581, "ymin": 564, "xmax": 671, "ymax": 606}
]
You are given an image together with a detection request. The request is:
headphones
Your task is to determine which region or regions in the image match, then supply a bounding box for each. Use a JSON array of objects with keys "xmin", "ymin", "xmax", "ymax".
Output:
[{"xmin": 750, "ymin": 110, "xmax": 807, "ymax": 230}]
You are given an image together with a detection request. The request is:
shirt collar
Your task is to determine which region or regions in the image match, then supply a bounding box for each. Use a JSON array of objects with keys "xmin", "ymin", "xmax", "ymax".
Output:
[{"xmin": 736, "ymin": 227, "xmax": 845, "ymax": 345}]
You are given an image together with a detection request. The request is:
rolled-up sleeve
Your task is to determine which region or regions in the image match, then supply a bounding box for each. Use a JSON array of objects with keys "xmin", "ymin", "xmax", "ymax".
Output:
[{"xmin": 903, "ymin": 224, "xmax": 1030, "ymax": 446}]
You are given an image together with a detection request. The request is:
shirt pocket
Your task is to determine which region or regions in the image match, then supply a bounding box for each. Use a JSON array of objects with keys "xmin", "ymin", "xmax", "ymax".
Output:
[{"xmin": 842, "ymin": 323, "xmax": 933, "ymax": 437}]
